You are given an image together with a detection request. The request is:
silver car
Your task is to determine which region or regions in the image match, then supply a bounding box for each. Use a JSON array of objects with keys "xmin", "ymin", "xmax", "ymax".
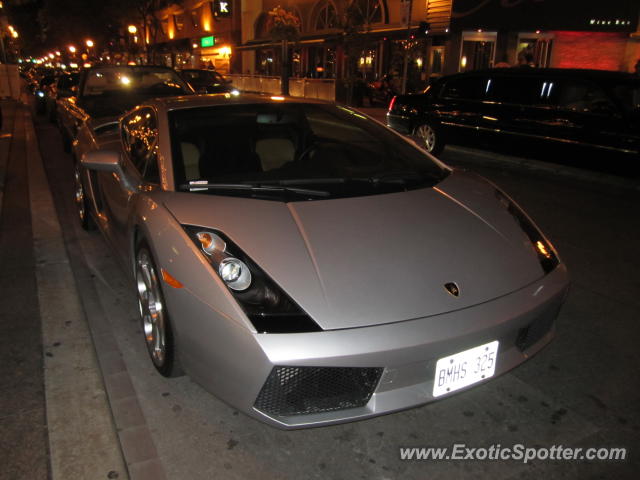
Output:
[
  {"xmin": 58, "ymin": 65, "xmax": 192, "ymax": 152},
  {"xmin": 75, "ymin": 94, "xmax": 569, "ymax": 429}
]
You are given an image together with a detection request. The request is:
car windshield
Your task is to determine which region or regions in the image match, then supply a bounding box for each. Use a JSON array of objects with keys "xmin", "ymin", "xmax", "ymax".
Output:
[
  {"xmin": 79, "ymin": 67, "xmax": 191, "ymax": 117},
  {"xmin": 170, "ymin": 102, "xmax": 449, "ymax": 200},
  {"xmin": 181, "ymin": 70, "xmax": 225, "ymax": 84}
]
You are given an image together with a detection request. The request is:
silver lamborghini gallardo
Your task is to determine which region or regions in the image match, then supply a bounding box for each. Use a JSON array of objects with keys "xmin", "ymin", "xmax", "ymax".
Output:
[{"xmin": 74, "ymin": 94, "xmax": 569, "ymax": 428}]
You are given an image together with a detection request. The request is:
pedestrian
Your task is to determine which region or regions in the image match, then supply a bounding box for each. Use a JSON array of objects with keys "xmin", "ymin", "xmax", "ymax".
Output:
[{"xmin": 495, "ymin": 54, "xmax": 510, "ymax": 68}]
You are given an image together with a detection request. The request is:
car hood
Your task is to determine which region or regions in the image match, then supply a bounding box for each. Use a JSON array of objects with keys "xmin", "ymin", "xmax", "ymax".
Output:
[{"xmin": 161, "ymin": 171, "xmax": 545, "ymax": 330}]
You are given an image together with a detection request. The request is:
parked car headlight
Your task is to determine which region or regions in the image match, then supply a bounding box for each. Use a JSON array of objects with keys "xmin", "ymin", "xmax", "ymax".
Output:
[
  {"xmin": 185, "ymin": 226, "xmax": 322, "ymax": 333},
  {"xmin": 494, "ymin": 189, "xmax": 559, "ymax": 274}
]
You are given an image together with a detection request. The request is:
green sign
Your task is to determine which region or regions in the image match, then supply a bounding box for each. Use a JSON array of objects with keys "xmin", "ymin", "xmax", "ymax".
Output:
[{"xmin": 200, "ymin": 36, "xmax": 215, "ymax": 48}]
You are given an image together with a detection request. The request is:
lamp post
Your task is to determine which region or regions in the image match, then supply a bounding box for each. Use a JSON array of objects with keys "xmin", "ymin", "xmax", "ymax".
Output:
[
  {"xmin": 86, "ymin": 39, "xmax": 94, "ymax": 61},
  {"xmin": 127, "ymin": 25, "xmax": 138, "ymax": 63}
]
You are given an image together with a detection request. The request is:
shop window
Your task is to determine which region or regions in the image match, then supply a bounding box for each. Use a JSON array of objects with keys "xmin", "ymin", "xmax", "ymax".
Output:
[
  {"xmin": 190, "ymin": 8, "xmax": 200, "ymax": 28},
  {"xmin": 431, "ymin": 47, "xmax": 444, "ymax": 75},
  {"xmin": 254, "ymin": 13, "xmax": 273, "ymax": 40},
  {"xmin": 174, "ymin": 13, "xmax": 185, "ymax": 32},
  {"xmin": 314, "ymin": 1, "xmax": 338, "ymax": 30},
  {"xmin": 516, "ymin": 34, "xmax": 553, "ymax": 68},
  {"xmin": 308, "ymin": 46, "xmax": 336, "ymax": 78},
  {"xmin": 460, "ymin": 32, "xmax": 496, "ymax": 72},
  {"xmin": 160, "ymin": 18, "xmax": 169, "ymax": 37},
  {"xmin": 349, "ymin": 0, "xmax": 385, "ymax": 25}
]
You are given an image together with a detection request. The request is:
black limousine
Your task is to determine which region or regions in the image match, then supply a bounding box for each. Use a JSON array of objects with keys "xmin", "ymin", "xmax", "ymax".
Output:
[{"xmin": 386, "ymin": 68, "xmax": 640, "ymax": 159}]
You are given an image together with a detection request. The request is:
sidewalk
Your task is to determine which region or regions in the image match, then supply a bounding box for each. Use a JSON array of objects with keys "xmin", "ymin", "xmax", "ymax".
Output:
[
  {"xmin": 0, "ymin": 100, "xmax": 49, "ymax": 480},
  {"xmin": 0, "ymin": 100, "xmax": 127, "ymax": 480}
]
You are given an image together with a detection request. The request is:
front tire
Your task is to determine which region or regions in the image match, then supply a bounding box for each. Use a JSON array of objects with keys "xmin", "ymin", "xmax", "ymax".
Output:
[
  {"xmin": 135, "ymin": 240, "xmax": 183, "ymax": 377},
  {"xmin": 414, "ymin": 122, "xmax": 445, "ymax": 156},
  {"xmin": 74, "ymin": 165, "xmax": 94, "ymax": 231}
]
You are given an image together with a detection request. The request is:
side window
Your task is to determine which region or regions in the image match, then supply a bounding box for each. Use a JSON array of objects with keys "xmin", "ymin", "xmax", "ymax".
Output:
[
  {"xmin": 485, "ymin": 76, "xmax": 546, "ymax": 106},
  {"xmin": 548, "ymin": 80, "xmax": 616, "ymax": 114},
  {"xmin": 440, "ymin": 76, "xmax": 485, "ymax": 101},
  {"xmin": 121, "ymin": 108, "xmax": 160, "ymax": 183}
]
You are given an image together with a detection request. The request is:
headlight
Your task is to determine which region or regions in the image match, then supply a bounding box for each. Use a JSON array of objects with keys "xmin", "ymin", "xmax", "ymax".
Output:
[
  {"xmin": 495, "ymin": 189, "xmax": 559, "ymax": 274},
  {"xmin": 230, "ymin": 89, "xmax": 240, "ymax": 96},
  {"xmin": 185, "ymin": 226, "xmax": 322, "ymax": 333},
  {"xmin": 219, "ymin": 258, "xmax": 252, "ymax": 291},
  {"xmin": 37, "ymin": 91, "xmax": 45, "ymax": 97}
]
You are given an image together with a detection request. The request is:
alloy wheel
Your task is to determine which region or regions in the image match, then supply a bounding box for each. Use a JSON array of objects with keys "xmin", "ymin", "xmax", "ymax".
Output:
[
  {"xmin": 136, "ymin": 249, "xmax": 167, "ymax": 369},
  {"xmin": 416, "ymin": 124, "xmax": 437, "ymax": 153},
  {"xmin": 74, "ymin": 167, "xmax": 86, "ymax": 225}
]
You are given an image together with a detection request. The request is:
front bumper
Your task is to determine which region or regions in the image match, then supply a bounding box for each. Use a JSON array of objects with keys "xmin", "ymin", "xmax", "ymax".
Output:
[{"xmin": 169, "ymin": 264, "xmax": 569, "ymax": 429}]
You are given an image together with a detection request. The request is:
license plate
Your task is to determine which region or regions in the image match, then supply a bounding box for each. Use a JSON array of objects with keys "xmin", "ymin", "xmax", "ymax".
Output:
[{"xmin": 432, "ymin": 341, "xmax": 499, "ymax": 397}]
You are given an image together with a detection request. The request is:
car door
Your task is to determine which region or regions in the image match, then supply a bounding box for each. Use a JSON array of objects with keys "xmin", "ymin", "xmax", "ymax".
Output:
[
  {"xmin": 433, "ymin": 74, "xmax": 486, "ymax": 141},
  {"xmin": 98, "ymin": 107, "xmax": 160, "ymax": 255},
  {"xmin": 481, "ymin": 74, "xmax": 571, "ymax": 146},
  {"xmin": 546, "ymin": 78, "xmax": 636, "ymax": 155},
  {"xmin": 608, "ymin": 80, "xmax": 640, "ymax": 155}
]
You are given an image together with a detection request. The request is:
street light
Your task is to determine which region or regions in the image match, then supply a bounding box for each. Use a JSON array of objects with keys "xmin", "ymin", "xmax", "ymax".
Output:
[
  {"xmin": 68, "ymin": 45, "xmax": 76, "ymax": 53},
  {"xmin": 86, "ymin": 39, "xmax": 94, "ymax": 48},
  {"xmin": 128, "ymin": 25, "xmax": 137, "ymax": 34}
]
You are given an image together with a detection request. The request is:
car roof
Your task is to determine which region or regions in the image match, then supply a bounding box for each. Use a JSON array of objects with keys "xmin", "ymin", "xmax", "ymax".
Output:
[
  {"xmin": 442, "ymin": 68, "xmax": 638, "ymax": 82},
  {"xmin": 85, "ymin": 64, "xmax": 176, "ymax": 70},
  {"xmin": 146, "ymin": 93, "xmax": 331, "ymax": 112}
]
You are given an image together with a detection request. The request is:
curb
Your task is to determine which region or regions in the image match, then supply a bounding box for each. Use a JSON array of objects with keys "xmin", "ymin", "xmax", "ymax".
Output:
[{"xmin": 26, "ymin": 103, "xmax": 131, "ymax": 480}]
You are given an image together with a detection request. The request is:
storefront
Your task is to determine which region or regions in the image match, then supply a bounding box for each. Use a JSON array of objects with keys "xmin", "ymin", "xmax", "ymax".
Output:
[{"xmin": 447, "ymin": 0, "xmax": 639, "ymax": 72}]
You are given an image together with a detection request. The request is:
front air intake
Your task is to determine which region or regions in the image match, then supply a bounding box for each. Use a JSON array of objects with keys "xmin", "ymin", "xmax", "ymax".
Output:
[{"xmin": 254, "ymin": 366, "xmax": 383, "ymax": 417}]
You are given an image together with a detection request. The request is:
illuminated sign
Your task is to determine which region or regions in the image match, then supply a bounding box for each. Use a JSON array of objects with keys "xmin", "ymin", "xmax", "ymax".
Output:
[
  {"xmin": 214, "ymin": 0, "xmax": 231, "ymax": 17},
  {"xmin": 200, "ymin": 36, "xmax": 215, "ymax": 48}
]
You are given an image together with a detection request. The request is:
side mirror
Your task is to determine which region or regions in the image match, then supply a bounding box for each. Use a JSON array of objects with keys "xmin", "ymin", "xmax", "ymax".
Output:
[{"xmin": 81, "ymin": 150, "xmax": 122, "ymax": 172}]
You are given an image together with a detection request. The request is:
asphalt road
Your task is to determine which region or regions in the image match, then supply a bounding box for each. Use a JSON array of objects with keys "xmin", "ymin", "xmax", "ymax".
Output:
[{"xmin": 18, "ymin": 108, "xmax": 640, "ymax": 479}]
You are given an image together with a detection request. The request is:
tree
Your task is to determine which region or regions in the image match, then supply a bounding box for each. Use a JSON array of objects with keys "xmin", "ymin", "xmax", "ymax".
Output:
[
  {"xmin": 336, "ymin": 1, "xmax": 372, "ymax": 105},
  {"xmin": 119, "ymin": 0, "xmax": 180, "ymax": 64},
  {"xmin": 267, "ymin": 5, "xmax": 300, "ymax": 95}
]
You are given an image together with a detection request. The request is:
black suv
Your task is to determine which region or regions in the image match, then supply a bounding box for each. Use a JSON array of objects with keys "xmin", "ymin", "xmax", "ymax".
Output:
[{"xmin": 386, "ymin": 68, "xmax": 640, "ymax": 160}]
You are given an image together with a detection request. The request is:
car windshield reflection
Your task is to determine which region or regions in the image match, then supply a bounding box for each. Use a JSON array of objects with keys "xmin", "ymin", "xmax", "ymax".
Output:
[{"xmin": 170, "ymin": 103, "xmax": 449, "ymax": 200}]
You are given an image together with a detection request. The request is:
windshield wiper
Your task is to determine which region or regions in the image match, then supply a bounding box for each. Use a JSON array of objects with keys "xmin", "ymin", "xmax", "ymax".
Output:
[
  {"xmin": 365, "ymin": 171, "xmax": 428, "ymax": 184},
  {"xmin": 178, "ymin": 182, "xmax": 330, "ymax": 197}
]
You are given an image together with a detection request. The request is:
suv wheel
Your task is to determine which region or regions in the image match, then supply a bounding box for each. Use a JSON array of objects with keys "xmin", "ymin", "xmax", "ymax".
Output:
[{"xmin": 415, "ymin": 123, "xmax": 445, "ymax": 156}]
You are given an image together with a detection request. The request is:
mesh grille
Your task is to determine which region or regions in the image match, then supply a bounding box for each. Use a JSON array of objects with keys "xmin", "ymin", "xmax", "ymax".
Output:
[
  {"xmin": 516, "ymin": 308, "xmax": 557, "ymax": 352},
  {"xmin": 254, "ymin": 366, "xmax": 383, "ymax": 417}
]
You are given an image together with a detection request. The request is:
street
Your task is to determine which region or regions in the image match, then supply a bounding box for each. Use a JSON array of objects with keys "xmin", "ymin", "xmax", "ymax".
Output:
[{"xmin": 1, "ymin": 100, "xmax": 639, "ymax": 479}]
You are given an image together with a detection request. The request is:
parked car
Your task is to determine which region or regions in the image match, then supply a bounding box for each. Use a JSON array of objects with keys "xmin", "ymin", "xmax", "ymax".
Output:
[
  {"xmin": 387, "ymin": 68, "xmax": 640, "ymax": 158},
  {"xmin": 46, "ymin": 71, "xmax": 80, "ymax": 122},
  {"xmin": 74, "ymin": 94, "xmax": 568, "ymax": 429},
  {"xmin": 34, "ymin": 73, "xmax": 57, "ymax": 114},
  {"xmin": 178, "ymin": 68, "xmax": 238, "ymax": 95},
  {"xmin": 58, "ymin": 65, "xmax": 193, "ymax": 152}
]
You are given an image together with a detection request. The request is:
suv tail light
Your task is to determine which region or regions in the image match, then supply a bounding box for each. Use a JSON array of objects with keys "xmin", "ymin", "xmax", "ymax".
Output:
[{"xmin": 388, "ymin": 95, "xmax": 397, "ymax": 112}]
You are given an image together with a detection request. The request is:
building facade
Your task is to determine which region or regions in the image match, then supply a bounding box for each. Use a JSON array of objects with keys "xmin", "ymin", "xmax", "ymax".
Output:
[
  {"xmin": 149, "ymin": 0, "xmax": 240, "ymax": 74},
  {"xmin": 446, "ymin": 0, "xmax": 640, "ymax": 74},
  {"xmin": 147, "ymin": 1, "xmax": 640, "ymax": 97}
]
